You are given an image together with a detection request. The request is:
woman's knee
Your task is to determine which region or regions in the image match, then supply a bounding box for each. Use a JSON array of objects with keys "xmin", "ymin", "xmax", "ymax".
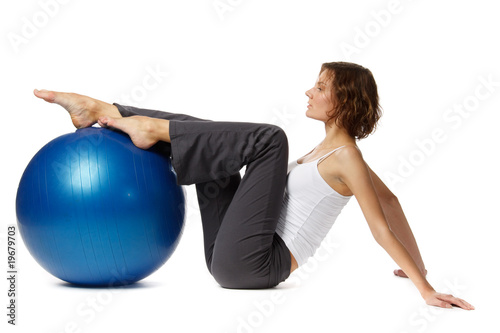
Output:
[
  {"xmin": 211, "ymin": 267, "xmax": 269, "ymax": 289},
  {"xmin": 210, "ymin": 253, "xmax": 269, "ymax": 289},
  {"xmin": 252, "ymin": 124, "xmax": 288, "ymax": 161},
  {"xmin": 263, "ymin": 124, "xmax": 288, "ymax": 148}
]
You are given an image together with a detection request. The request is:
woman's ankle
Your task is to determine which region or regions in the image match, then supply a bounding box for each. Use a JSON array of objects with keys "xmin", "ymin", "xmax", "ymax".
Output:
[
  {"xmin": 98, "ymin": 101, "xmax": 122, "ymax": 119},
  {"xmin": 152, "ymin": 118, "xmax": 171, "ymax": 143}
]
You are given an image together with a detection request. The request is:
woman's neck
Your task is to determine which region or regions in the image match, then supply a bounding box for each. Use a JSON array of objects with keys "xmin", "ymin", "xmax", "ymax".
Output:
[{"xmin": 318, "ymin": 121, "xmax": 356, "ymax": 149}]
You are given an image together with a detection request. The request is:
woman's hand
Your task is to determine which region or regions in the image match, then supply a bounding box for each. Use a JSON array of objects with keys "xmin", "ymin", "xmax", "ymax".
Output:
[
  {"xmin": 394, "ymin": 268, "xmax": 427, "ymax": 278},
  {"xmin": 421, "ymin": 289, "xmax": 475, "ymax": 310},
  {"xmin": 395, "ymin": 269, "xmax": 474, "ymax": 310}
]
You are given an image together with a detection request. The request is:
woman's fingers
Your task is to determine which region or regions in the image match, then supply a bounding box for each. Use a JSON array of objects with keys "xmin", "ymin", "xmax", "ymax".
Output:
[
  {"xmin": 425, "ymin": 293, "xmax": 452, "ymax": 308},
  {"xmin": 436, "ymin": 294, "xmax": 475, "ymax": 310},
  {"xmin": 425, "ymin": 293, "xmax": 475, "ymax": 310},
  {"xmin": 393, "ymin": 268, "xmax": 427, "ymax": 278},
  {"xmin": 394, "ymin": 269, "xmax": 408, "ymax": 277},
  {"xmin": 432, "ymin": 298, "xmax": 453, "ymax": 308}
]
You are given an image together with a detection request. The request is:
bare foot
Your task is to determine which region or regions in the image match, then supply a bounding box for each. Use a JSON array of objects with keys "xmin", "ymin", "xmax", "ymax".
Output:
[
  {"xmin": 98, "ymin": 116, "xmax": 169, "ymax": 150},
  {"xmin": 34, "ymin": 89, "xmax": 121, "ymax": 129}
]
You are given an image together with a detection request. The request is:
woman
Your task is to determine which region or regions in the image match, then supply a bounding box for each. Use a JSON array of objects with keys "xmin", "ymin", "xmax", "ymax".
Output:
[{"xmin": 34, "ymin": 61, "xmax": 474, "ymax": 310}]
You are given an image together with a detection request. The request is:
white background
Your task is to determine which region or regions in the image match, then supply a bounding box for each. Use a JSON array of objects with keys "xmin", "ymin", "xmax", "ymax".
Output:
[{"xmin": 2, "ymin": 0, "xmax": 499, "ymax": 332}]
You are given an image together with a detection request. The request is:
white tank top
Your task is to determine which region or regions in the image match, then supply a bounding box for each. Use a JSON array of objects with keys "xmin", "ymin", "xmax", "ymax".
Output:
[{"xmin": 276, "ymin": 145, "xmax": 353, "ymax": 267}]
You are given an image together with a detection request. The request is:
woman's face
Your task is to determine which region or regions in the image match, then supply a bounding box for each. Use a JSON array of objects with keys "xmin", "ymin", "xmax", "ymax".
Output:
[{"xmin": 305, "ymin": 70, "xmax": 336, "ymax": 123}]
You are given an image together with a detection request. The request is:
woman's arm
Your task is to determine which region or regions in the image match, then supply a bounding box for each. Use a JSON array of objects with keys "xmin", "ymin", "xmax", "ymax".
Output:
[
  {"xmin": 365, "ymin": 163, "xmax": 427, "ymax": 277},
  {"xmin": 332, "ymin": 146, "xmax": 474, "ymax": 310}
]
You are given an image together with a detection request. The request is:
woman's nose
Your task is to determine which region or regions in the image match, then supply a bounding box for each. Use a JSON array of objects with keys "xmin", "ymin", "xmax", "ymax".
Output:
[{"xmin": 305, "ymin": 89, "xmax": 312, "ymax": 98}]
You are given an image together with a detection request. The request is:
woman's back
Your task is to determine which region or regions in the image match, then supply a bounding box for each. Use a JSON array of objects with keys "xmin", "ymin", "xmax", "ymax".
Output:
[{"xmin": 276, "ymin": 146, "xmax": 352, "ymax": 267}]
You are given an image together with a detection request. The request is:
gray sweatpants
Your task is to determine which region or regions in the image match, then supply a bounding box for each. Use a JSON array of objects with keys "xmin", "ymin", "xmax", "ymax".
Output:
[{"xmin": 113, "ymin": 104, "xmax": 292, "ymax": 289}]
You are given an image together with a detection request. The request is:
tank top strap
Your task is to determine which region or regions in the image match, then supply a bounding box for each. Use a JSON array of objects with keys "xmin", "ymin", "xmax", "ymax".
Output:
[{"xmin": 317, "ymin": 145, "xmax": 347, "ymax": 164}]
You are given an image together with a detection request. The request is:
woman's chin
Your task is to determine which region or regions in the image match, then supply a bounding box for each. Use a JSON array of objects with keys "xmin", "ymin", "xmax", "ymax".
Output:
[{"xmin": 305, "ymin": 111, "xmax": 325, "ymax": 122}]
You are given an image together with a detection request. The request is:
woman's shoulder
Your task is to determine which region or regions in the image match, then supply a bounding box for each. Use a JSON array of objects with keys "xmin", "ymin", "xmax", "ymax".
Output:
[
  {"xmin": 340, "ymin": 144, "xmax": 361, "ymax": 151},
  {"xmin": 317, "ymin": 144, "xmax": 365, "ymax": 194},
  {"xmin": 333, "ymin": 144, "xmax": 363, "ymax": 159},
  {"xmin": 320, "ymin": 145, "xmax": 365, "ymax": 174}
]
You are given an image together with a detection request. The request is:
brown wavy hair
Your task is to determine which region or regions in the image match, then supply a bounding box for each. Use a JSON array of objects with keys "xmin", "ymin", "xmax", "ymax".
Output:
[{"xmin": 319, "ymin": 62, "xmax": 382, "ymax": 140}]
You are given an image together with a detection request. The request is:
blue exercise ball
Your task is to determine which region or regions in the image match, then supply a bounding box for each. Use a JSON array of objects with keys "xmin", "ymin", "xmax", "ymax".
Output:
[{"xmin": 16, "ymin": 127, "xmax": 185, "ymax": 286}]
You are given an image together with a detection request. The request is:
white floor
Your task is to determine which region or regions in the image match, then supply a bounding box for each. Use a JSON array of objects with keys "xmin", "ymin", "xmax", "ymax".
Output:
[
  {"xmin": 2, "ymin": 0, "xmax": 499, "ymax": 332},
  {"xmin": 4, "ymin": 182, "xmax": 496, "ymax": 333}
]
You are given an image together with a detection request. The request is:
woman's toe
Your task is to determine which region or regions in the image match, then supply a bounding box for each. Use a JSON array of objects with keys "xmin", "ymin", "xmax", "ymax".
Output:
[
  {"xmin": 98, "ymin": 116, "xmax": 110, "ymax": 127},
  {"xmin": 34, "ymin": 89, "xmax": 56, "ymax": 103}
]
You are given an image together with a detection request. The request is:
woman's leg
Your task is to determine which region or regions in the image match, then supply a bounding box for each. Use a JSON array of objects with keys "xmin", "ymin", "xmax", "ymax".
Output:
[
  {"xmin": 169, "ymin": 119, "xmax": 292, "ymax": 288},
  {"xmin": 107, "ymin": 106, "xmax": 299, "ymax": 278},
  {"xmin": 100, "ymin": 115, "xmax": 292, "ymax": 288},
  {"xmin": 111, "ymin": 104, "xmax": 245, "ymax": 274},
  {"xmin": 195, "ymin": 175, "xmax": 242, "ymax": 273},
  {"xmin": 113, "ymin": 103, "xmax": 210, "ymax": 122}
]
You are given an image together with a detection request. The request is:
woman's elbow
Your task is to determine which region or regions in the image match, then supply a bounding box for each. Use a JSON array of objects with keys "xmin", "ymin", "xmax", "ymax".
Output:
[
  {"xmin": 372, "ymin": 226, "xmax": 395, "ymax": 244},
  {"xmin": 381, "ymin": 194, "xmax": 399, "ymax": 207}
]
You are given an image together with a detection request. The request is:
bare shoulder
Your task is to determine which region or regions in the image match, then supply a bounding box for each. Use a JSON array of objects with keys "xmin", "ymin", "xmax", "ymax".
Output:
[
  {"xmin": 337, "ymin": 145, "xmax": 363, "ymax": 159},
  {"xmin": 322, "ymin": 145, "xmax": 363, "ymax": 166},
  {"xmin": 321, "ymin": 145, "xmax": 363, "ymax": 167},
  {"xmin": 334, "ymin": 145, "xmax": 367, "ymax": 176},
  {"xmin": 320, "ymin": 145, "xmax": 367, "ymax": 186}
]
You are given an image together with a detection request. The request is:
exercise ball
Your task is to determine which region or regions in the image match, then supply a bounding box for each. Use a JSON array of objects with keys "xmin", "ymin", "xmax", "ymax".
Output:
[{"xmin": 16, "ymin": 127, "xmax": 185, "ymax": 286}]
